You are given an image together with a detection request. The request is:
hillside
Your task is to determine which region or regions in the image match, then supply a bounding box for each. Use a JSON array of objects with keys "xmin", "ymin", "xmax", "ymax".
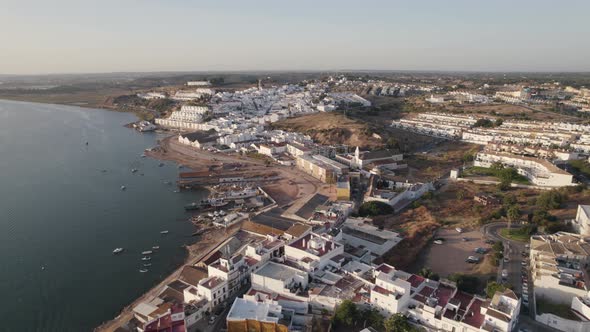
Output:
[{"xmin": 271, "ymin": 112, "xmax": 384, "ymax": 149}]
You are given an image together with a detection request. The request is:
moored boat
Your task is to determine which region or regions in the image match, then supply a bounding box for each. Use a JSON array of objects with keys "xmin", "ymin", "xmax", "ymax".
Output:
[
  {"xmin": 113, "ymin": 248, "xmax": 124, "ymax": 254},
  {"xmin": 160, "ymin": 230, "xmax": 169, "ymax": 234},
  {"xmin": 141, "ymin": 256, "xmax": 151, "ymax": 261},
  {"xmin": 141, "ymin": 250, "xmax": 153, "ymax": 255},
  {"xmin": 152, "ymin": 246, "xmax": 160, "ymax": 250},
  {"xmin": 139, "ymin": 269, "xmax": 148, "ymax": 273}
]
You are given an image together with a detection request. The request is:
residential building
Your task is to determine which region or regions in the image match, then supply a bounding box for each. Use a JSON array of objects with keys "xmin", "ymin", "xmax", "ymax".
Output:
[
  {"xmin": 574, "ymin": 205, "xmax": 590, "ymax": 236},
  {"xmin": 474, "ymin": 151, "xmax": 575, "ymax": 187},
  {"xmin": 530, "ymin": 232, "xmax": 590, "ymax": 304},
  {"xmin": 226, "ymin": 298, "xmax": 291, "ymax": 332}
]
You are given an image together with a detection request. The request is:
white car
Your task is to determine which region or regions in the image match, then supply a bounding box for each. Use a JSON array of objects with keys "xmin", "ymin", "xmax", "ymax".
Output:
[
  {"xmin": 456, "ymin": 227, "xmax": 463, "ymax": 233},
  {"xmin": 501, "ymin": 269, "xmax": 508, "ymax": 279}
]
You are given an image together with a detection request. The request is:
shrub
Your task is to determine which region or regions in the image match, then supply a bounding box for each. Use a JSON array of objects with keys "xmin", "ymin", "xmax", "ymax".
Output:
[{"xmin": 358, "ymin": 201, "xmax": 394, "ymax": 217}]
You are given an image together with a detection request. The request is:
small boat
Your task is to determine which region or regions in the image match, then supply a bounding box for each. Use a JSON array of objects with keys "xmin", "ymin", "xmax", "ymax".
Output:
[
  {"xmin": 131, "ymin": 168, "xmax": 138, "ymax": 173},
  {"xmin": 184, "ymin": 202, "xmax": 202, "ymax": 211},
  {"xmin": 143, "ymin": 263, "xmax": 152, "ymax": 267},
  {"xmin": 158, "ymin": 163, "xmax": 165, "ymax": 167},
  {"xmin": 101, "ymin": 169, "xmax": 108, "ymax": 173},
  {"xmin": 173, "ymin": 190, "xmax": 180, "ymax": 193},
  {"xmin": 141, "ymin": 250, "xmax": 153, "ymax": 255},
  {"xmin": 163, "ymin": 181, "xmax": 172, "ymax": 185},
  {"xmin": 140, "ymin": 154, "xmax": 146, "ymax": 158},
  {"xmin": 219, "ymin": 210, "xmax": 226, "ymax": 216},
  {"xmin": 85, "ymin": 141, "xmax": 89, "ymax": 146},
  {"xmin": 41, "ymin": 266, "xmax": 46, "ymax": 270},
  {"xmin": 139, "ymin": 269, "xmax": 148, "ymax": 273},
  {"xmin": 141, "ymin": 256, "xmax": 151, "ymax": 261},
  {"xmin": 120, "ymin": 185, "xmax": 126, "ymax": 191},
  {"xmin": 152, "ymin": 246, "xmax": 160, "ymax": 250},
  {"xmin": 113, "ymin": 248, "xmax": 124, "ymax": 254},
  {"xmin": 160, "ymin": 230, "xmax": 169, "ymax": 234}
]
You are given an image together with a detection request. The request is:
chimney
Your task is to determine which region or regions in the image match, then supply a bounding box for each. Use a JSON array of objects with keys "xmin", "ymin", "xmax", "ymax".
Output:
[{"xmin": 302, "ymin": 239, "xmax": 306, "ymax": 248}]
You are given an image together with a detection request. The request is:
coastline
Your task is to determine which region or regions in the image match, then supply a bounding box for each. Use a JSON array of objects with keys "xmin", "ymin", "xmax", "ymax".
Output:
[{"xmin": 96, "ymin": 134, "xmax": 328, "ymax": 331}]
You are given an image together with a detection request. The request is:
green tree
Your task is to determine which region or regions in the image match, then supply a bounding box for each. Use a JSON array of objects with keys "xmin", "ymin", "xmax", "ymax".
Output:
[
  {"xmin": 536, "ymin": 190, "xmax": 565, "ymax": 210},
  {"xmin": 361, "ymin": 308, "xmax": 385, "ymax": 331},
  {"xmin": 419, "ymin": 267, "xmax": 440, "ymax": 281},
  {"xmin": 485, "ymin": 281, "xmax": 507, "ymax": 298},
  {"xmin": 333, "ymin": 300, "xmax": 360, "ymax": 327},
  {"xmin": 384, "ymin": 313, "xmax": 417, "ymax": 332},
  {"xmin": 507, "ymin": 205, "xmax": 520, "ymax": 222},
  {"xmin": 358, "ymin": 201, "xmax": 394, "ymax": 217},
  {"xmin": 456, "ymin": 190, "xmax": 466, "ymax": 200},
  {"xmin": 449, "ymin": 273, "xmax": 480, "ymax": 293},
  {"xmin": 503, "ymin": 194, "xmax": 516, "ymax": 206},
  {"xmin": 497, "ymin": 178, "xmax": 511, "ymax": 191},
  {"xmin": 473, "ymin": 119, "xmax": 494, "ymax": 128}
]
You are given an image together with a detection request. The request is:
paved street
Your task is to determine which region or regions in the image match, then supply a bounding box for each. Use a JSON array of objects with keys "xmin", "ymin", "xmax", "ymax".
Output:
[{"xmin": 481, "ymin": 223, "xmax": 532, "ymax": 316}]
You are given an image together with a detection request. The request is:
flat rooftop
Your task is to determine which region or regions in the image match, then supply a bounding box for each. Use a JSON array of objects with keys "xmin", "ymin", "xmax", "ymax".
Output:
[
  {"xmin": 255, "ymin": 261, "xmax": 307, "ymax": 281},
  {"xmin": 227, "ymin": 298, "xmax": 281, "ymax": 323}
]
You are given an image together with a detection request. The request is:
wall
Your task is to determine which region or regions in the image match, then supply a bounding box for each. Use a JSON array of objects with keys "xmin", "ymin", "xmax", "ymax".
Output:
[{"xmin": 536, "ymin": 313, "xmax": 590, "ymax": 332}]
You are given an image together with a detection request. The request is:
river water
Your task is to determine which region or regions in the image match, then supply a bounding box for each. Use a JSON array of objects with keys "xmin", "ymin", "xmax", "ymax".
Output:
[{"xmin": 0, "ymin": 100, "xmax": 207, "ymax": 331}]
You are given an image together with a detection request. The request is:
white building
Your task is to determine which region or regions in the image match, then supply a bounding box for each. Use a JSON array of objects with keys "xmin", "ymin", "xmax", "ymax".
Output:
[
  {"xmin": 284, "ymin": 233, "xmax": 344, "ymax": 274},
  {"xmin": 530, "ymin": 233, "xmax": 590, "ymax": 305},
  {"xmin": 474, "ymin": 151, "xmax": 575, "ymax": 187},
  {"xmin": 187, "ymin": 81, "xmax": 211, "ymax": 86},
  {"xmin": 574, "ymin": 205, "xmax": 590, "ymax": 237},
  {"xmin": 251, "ymin": 262, "xmax": 309, "ymax": 298}
]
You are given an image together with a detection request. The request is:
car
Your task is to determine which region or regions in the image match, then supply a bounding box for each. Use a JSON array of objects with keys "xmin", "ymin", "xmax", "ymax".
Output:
[
  {"xmin": 504, "ymin": 257, "xmax": 510, "ymax": 263},
  {"xmin": 485, "ymin": 239, "xmax": 495, "ymax": 245},
  {"xmin": 466, "ymin": 256, "xmax": 480, "ymax": 263},
  {"xmin": 456, "ymin": 227, "xmax": 463, "ymax": 233},
  {"xmin": 523, "ymin": 298, "xmax": 529, "ymax": 306},
  {"xmin": 208, "ymin": 315, "xmax": 217, "ymax": 325},
  {"xmin": 501, "ymin": 269, "xmax": 508, "ymax": 279},
  {"xmin": 434, "ymin": 238, "xmax": 445, "ymax": 245},
  {"xmin": 462, "ymin": 237, "xmax": 469, "ymax": 242},
  {"xmin": 519, "ymin": 328, "xmax": 529, "ymax": 332},
  {"xmin": 475, "ymin": 247, "xmax": 488, "ymax": 254},
  {"xmin": 521, "ymin": 261, "xmax": 527, "ymax": 266}
]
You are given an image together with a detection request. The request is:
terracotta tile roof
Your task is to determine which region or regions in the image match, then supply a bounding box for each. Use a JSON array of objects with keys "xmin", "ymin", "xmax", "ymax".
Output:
[{"xmin": 407, "ymin": 274, "xmax": 425, "ymax": 289}]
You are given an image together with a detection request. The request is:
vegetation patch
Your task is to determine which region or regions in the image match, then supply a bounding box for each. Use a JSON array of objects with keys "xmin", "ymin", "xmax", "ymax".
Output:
[
  {"xmin": 462, "ymin": 165, "xmax": 530, "ymax": 184},
  {"xmin": 500, "ymin": 227, "xmax": 533, "ymax": 242},
  {"xmin": 358, "ymin": 201, "xmax": 394, "ymax": 217}
]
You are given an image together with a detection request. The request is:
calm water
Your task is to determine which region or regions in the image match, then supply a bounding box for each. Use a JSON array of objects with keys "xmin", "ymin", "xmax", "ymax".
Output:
[{"xmin": 0, "ymin": 100, "xmax": 207, "ymax": 332}]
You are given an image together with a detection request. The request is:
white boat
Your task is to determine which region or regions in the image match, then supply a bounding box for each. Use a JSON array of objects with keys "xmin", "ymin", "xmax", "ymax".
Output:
[
  {"xmin": 152, "ymin": 246, "xmax": 160, "ymax": 250},
  {"xmin": 143, "ymin": 263, "xmax": 152, "ymax": 267},
  {"xmin": 140, "ymin": 154, "xmax": 146, "ymax": 158},
  {"xmin": 139, "ymin": 269, "xmax": 148, "ymax": 273},
  {"xmin": 113, "ymin": 248, "xmax": 124, "ymax": 254},
  {"xmin": 120, "ymin": 185, "xmax": 126, "ymax": 191},
  {"xmin": 207, "ymin": 212, "xmax": 214, "ymax": 218},
  {"xmin": 131, "ymin": 168, "xmax": 138, "ymax": 173},
  {"xmin": 219, "ymin": 210, "xmax": 226, "ymax": 216},
  {"xmin": 141, "ymin": 250, "xmax": 153, "ymax": 255},
  {"xmin": 141, "ymin": 256, "xmax": 151, "ymax": 261},
  {"xmin": 160, "ymin": 230, "xmax": 169, "ymax": 234}
]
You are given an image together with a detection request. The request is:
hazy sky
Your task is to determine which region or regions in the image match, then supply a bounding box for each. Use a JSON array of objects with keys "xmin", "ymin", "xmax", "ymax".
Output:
[{"xmin": 1, "ymin": 0, "xmax": 589, "ymax": 74}]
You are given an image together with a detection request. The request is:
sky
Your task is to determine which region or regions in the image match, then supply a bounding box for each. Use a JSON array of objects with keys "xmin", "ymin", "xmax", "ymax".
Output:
[{"xmin": 1, "ymin": 0, "xmax": 589, "ymax": 74}]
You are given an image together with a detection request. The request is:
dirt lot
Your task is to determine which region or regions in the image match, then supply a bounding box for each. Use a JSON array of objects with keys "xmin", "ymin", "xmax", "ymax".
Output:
[
  {"xmin": 270, "ymin": 112, "xmax": 384, "ymax": 149},
  {"xmin": 402, "ymin": 141, "xmax": 480, "ymax": 181},
  {"xmin": 412, "ymin": 228, "xmax": 493, "ymax": 278}
]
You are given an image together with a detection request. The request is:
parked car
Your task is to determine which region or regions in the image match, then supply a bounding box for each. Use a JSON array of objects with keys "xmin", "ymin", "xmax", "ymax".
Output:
[
  {"xmin": 475, "ymin": 247, "xmax": 488, "ymax": 254},
  {"xmin": 434, "ymin": 238, "xmax": 445, "ymax": 245},
  {"xmin": 523, "ymin": 298, "xmax": 529, "ymax": 306},
  {"xmin": 501, "ymin": 269, "xmax": 508, "ymax": 279},
  {"xmin": 462, "ymin": 237, "xmax": 469, "ymax": 242},
  {"xmin": 466, "ymin": 256, "xmax": 480, "ymax": 263},
  {"xmin": 456, "ymin": 227, "xmax": 463, "ymax": 233},
  {"xmin": 208, "ymin": 315, "xmax": 217, "ymax": 325},
  {"xmin": 504, "ymin": 256, "xmax": 510, "ymax": 263}
]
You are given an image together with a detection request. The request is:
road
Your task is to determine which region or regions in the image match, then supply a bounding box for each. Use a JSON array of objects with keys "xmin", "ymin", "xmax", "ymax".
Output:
[{"xmin": 481, "ymin": 223, "xmax": 532, "ymax": 317}]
